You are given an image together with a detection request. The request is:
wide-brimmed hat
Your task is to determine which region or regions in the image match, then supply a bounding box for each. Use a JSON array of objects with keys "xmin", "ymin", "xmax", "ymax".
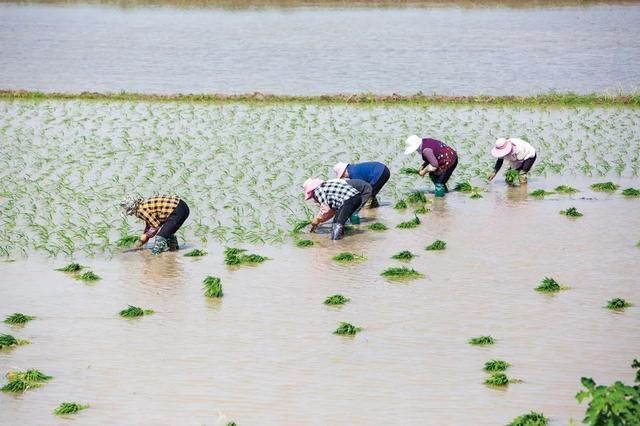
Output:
[
  {"xmin": 491, "ymin": 138, "xmax": 513, "ymax": 158},
  {"xmin": 333, "ymin": 162, "xmax": 349, "ymax": 179},
  {"xmin": 119, "ymin": 195, "xmax": 141, "ymax": 216},
  {"xmin": 404, "ymin": 135, "xmax": 422, "ymax": 155},
  {"xmin": 303, "ymin": 178, "xmax": 324, "ymax": 200}
]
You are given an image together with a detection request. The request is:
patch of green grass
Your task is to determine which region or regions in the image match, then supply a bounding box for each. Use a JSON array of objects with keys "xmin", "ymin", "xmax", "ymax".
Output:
[
  {"xmin": 397, "ymin": 216, "xmax": 420, "ymax": 229},
  {"xmin": 324, "ymin": 294, "xmax": 350, "ymax": 305},
  {"xmin": 485, "ymin": 373, "xmax": 510, "ymax": 386},
  {"xmin": 508, "ymin": 411, "xmax": 548, "ymax": 426},
  {"xmin": 295, "ymin": 239, "xmax": 314, "ymax": 248},
  {"xmin": 529, "ymin": 189, "xmax": 555, "ymax": 197},
  {"xmin": 560, "ymin": 207, "xmax": 583, "ymax": 217},
  {"xmin": 392, "ymin": 250, "xmax": 415, "ymax": 260},
  {"xmin": 77, "ymin": 271, "xmax": 100, "ymax": 281},
  {"xmin": 622, "ymin": 188, "xmax": 640, "ymax": 197},
  {"xmin": 468, "ymin": 336, "xmax": 495, "ymax": 346},
  {"xmin": 119, "ymin": 305, "xmax": 154, "ymax": 318},
  {"xmin": 203, "ymin": 276, "xmax": 223, "ymax": 298},
  {"xmin": 334, "ymin": 322, "xmax": 362, "ymax": 336},
  {"xmin": 56, "ymin": 262, "xmax": 82, "ymax": 272},
  {"xmin": 399, "ymin": 167, "xmax": 419, "ymax": 175},
  {"xmin": 4, "ymin": 313, "xmax": 35, "ymax": 325},
  {"xmin": 406, "ymin": 191, "xmax": 427, "ymax": 204},
  {"xmin": 394, "ymin": 200, "xmax": 407, "ymax": 209},
  {"xmin": 425, "ymin": 240, "xmax": 447, "ymax": 251},
  {"xmin": 53, "ymin": 402, "xmax": 89, "ymax": 416},
  {"xmin": 505, "ymin": 169, "xmax": 520, "ymax": 186},
  {"xmin": 606, "ymin": 298, "xmax": 632, "ymax": 310},
  {"xmin": 184, "ymin": 249, "xmax": 207, "ymax": 257},
  {"xmin": 484, "ymin": 359, "xmax": 510, "ymax": 372},
  {"xmin": 590, "ymin": 182, "xmax": 619, "ymax": 192},
  {"xmin": 470, "ymin": 192, "xmax": 483, "ymax": 199},
  {"xmin": 291, "ymin": 220, "xmax": 312, "ymax": 234},
  {"xmin": 535, "ymin": 277, "xmax": 566, "ymax": 293},
  {"xmin": 332, "ymin": 252, "xmax": 366, "ymax": 262},
  {"xmin": 116, "ymin": 235, "xmax": 139, "ymax": 248},
  {"xmin": 367, "ymin": 222, "xmax": 388, "ymax": 231},
  {"xmin": 555, "ymin": 185, "xmax": 579, "ymax": 194},
  {"xmin": 381, "ymin": 267, "xmax": 424, "ymax": 280}
]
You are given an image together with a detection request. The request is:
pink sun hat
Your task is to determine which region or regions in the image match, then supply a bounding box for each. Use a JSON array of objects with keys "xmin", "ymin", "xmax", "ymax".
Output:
[
  {"xmin": 303, "ymin": 178, "xmax": 324, "ymax": 200},
  {"xmin": 333, "ymin": 162, "xmax": 349, "ymax": 179},
  {"xmin": 491, "ymin": 138, "xmax": 513, "ymax": 158}
]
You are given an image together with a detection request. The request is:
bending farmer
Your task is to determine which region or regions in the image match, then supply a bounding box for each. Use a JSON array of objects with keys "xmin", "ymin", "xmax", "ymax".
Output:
[
  {"xmin": 332, "ymin": 161, "xmax": 390, "ymax": 208},
  {"xmin": 344, "ymin": 178, "xmax": 372, "ymax": 224},
  {"xmin": 488, "ymin": 137, "xmax": 537, "ymax": 184},
  {"xmin": 120, "ymin": 195, "xmax": 190, "ymax": 255},
  {"xmin": 303, "ymin": 178, "xmax": 363, "ymax": 240},
  {"xmin": 404, "ymin": 135, "xmax": 458, "ymax": 197}
]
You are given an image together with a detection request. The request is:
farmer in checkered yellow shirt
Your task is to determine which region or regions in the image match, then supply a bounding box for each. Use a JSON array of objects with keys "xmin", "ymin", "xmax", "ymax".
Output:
[{"xmin": 120, "ymin": 195, "xmax": 190, "ymax": 255}]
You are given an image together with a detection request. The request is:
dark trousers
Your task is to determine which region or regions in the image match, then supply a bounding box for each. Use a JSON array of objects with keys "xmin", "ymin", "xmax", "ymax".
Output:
[
  {"xmin": 158, "ymin": 200, "xmax": 190, "ymax": 238},
  {"xmin": 430, "ymin": 157, "xmax": 459, "ymax": 185},
  {"xmin": 371, "ymin": 166, "xmax": 391, "ymax": 198},
  {"xmin": 517, "ymin": 154, "xmax": 537, "ymax": 173},
  {"xmin": 334, "ymin": 195, "xmax": 362, "ymax": 226}
]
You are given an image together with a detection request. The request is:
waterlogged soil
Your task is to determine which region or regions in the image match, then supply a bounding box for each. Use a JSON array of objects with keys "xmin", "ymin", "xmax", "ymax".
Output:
[
  {"xmin": 1, "ymin": 188, "xmax": 639, "ymax": 425},
  {"xmin": 1, "ymin": 3, "xmax": 639, "ymax": 95}
]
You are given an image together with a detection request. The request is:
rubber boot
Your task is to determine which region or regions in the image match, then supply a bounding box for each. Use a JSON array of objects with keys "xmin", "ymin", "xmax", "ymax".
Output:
[
  {"xmin": 349, "ymin": 213, "xmax": 361, "ymax": 225},
  {"xmin": 331, "ymin": 223, "xmax": 345, "ymax": 241},
  {"xmin": 519, "ymin": 172, "xmax": 528, "ymax": 185},
  {"xmin": 151, "ymin": 236, "xmax": 169, "ymax": 255},
  {"xmin": 434, "ymin": 183, "xmax": 446, "ymax": 197},
  {"xmin": 167, "ymin": 235, "xmax": 179, "ymax": 251},
  {"xmin": 369, "ymin": 197, "xmax": 380, "ymax": 208}
]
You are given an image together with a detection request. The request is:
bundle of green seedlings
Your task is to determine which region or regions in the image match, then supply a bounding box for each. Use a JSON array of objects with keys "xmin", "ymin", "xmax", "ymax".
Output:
[
  {"xmin": 606, "ymin": 298, "xmax": 632, "ymax": 310},
  {"xmin": 529, "ymin": 189, "xmax": 555, "ymax": 197},
  {"xmin": 414, "ymin": 206, "xmax": 429, "ymax": 214},
  {"xmin": 290, "ymin": 220, "xmax": 312, "ymax": 235},
  {"xmin": 324, "ymin": 294, "xmax": 350, "ymax": 305},
  {"xmin": 394, "ymin": 200, "xmax": 407, "ymax": 209},
  {"xmin": 484, "ymin": 372, "xmax": 512, "ymax": 387},
  {"xmin": 4, "ymin": 313, "xmax": 35, "ymax": 325},
  {"xmin": 470, "ymin": 192, "xmax": 483, "ymax": 199},
  {"xmin": 2, "ymin": 369, "xmax": 52, "ymax": 393},
  {"xmin": 406, "ymin": 191, "xmax": 427, "ymax": 204},
  {"xmin": 399, "ymin": 167, "xmax": 419, "ymax": 175},
  {"xmin": 119, "ymin": 305, "xmax": 154, "ymax": 318},
  {"xmin": 554, "ymin": 185, "xmax": 579, "ymax": 194},
  {"xmin": 295, "ymin": 239, "xmax": 314, "ymax": 248},
  {"xmin": 560, "ymin": 207, "xmax": 583, "ymax": 217},
  {"xmin": 56, "ymin": 262, "xmax": 83, "ymax": 272},
  {"xmin": 535, "ymin": 277, "xmax": 567, "ymax": 293},
  {"xmin": 0, "ymin": 333, "xmax": 30, "ymax": 349},
  {"xmin": 425, "ymin": 240, "xmax": 446, "ymax": 251},
  {"xmin": 367, "ymin": 222, "xmax": 388, "ymax": 231},
  {"xmin": 468, "ymin": 336, "xmax": 495, "ymax": 346},
  {"xmin": 505, "ymin": 169, "xmax": 520, "ymax": 186},
  {"xmin": 332, "ymin": 252, "xmax": 366, "ymax": 263},
  {"xmin": 392, "ymin": 250, "xmax": 415, "ymax": 261},
  {"xmin": 203, "ymin": 276, "xmax": 224, "ymax": 298},
  {"xmin": 484, "ymin": 359, "xmax": 510, "ymax": 372},
  {"xmin": 54, "ymin": 402, "xmax": 89, "ymax": 416},
  {"xmin": 184, "ymin": 249, "xmax": 207, "ymax": 257},
  {"xmin": 116, "ymin": 235, "xmax": 139, "ymax": 248},
  {"xmin": 77, "ymin": 271, "xmax": 101, "ymax": 281},
  {"xmin": 381, "ymin": 267, "xmax": 424, "ymax": 280},
  {"xmin": 397, "ymin": 216, "xmax": 420, "ymax": 229},
  {"xmin": 508, "ymin": 411, "xmax": 548, "ymax": 426},
  {"xmin": 622, "ymin": 188, "xmax": 640, "ymax": 197},
  {"xmin": 454, "ymin": 182, "xmax": 479, "ymax": 193},
  {"xmin": 334, "ymin": 322, "xmax": 362, "ymax": 336},
  {"xmin": 224, "ymin": 247, "xmax": 267, "ymax": 265},
  {"xmin": 590, "ymin": 182, "xmax": 619, "ymax": 192}
]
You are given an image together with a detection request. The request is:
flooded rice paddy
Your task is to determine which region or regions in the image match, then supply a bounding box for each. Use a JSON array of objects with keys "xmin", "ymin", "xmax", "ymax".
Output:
[{"xmin": 0, "ymin": 100, "xmax": 639, "ymax": 424}]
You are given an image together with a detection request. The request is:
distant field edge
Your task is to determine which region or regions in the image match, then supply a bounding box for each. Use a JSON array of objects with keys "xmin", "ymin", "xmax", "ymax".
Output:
[{"xmin": 1, "ymin": 90, "xmax": 639, "ymax": 107}]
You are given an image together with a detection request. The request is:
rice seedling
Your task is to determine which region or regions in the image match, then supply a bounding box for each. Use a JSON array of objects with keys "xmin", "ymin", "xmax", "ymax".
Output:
[
  {"xmin": 324, "ymin": 294, "xmax": 350, "ymax": 305},
  {"xmin": 454, "ymin": 182, "xmax": 478, "ymax": 193},
  {"xmin": 241, "ymin": 254, "xmax": 267, "ymax": 263},
  {"xmin": 381, "ymin": 267, "xmax": 424, "ymax": 280},
  {"xmin": 555, "ymin": 185, "xmax": 579, "ymax": 194},
  {"xmin": 406, "ymin": 191, "xmax": 427, "ymax": 204},
  {"xmin": 508, "ymin": 411, "xmax": 548, "ymax": 426},
  {"xmin": 291, "ymin": 220, "xmax": 311, "ymax": 234},
  {"xmin": 535, "ymin": 277, "xmax": 566, "ymax": 293},
  {"xmin": 332, "ymin": 252, "xmax": 366, "ymax": 263},
  {"xmin": 77, "ymin": 271, "xmax": 100, "ymax": 281},
  {"xmin": 116, "ymin": 235, "xmax": 139, "ymax": 248},
  {"xmin": 399, "ymin": 167, "xmax": 419, "ymax": 175},
  {"xmin": 394, "ymin": 200, "xmax": 407, "ymax": 209},
  {"xmin": 7, "ymin": 369, "xmax": 52, "ymax": 383},
  {"xmin": 529, "ymin": 189, "xmax": 554, "ymax": 197},
  {"xmin": 397, "ymin": 216, "xmax": 420, "ymax": 229},
  {"xmin": 184, "ymin": 249, "xmax": 207, "ymax": 257},
  {"xmin": 484, "ymin": 359, "xmax": 510, "ymax": 372},
  {"xmin": 4, "ymin": 313, "xmax": 35, "ymax": 325},
  {"xmin": 334, "ymin": 322, "xmax": 362, "ymax": 336},
  {"xmin": 505, "ymin": 169, "xmax": 520, "ymax": 186},
  {"xmin": 295, "ymin": 239, "xmax": 314, "ymax": 248},
  {"xmin": 367, "ymin": 222, "xmax": 387, "ymax": 231},
  {"xmin": 425, "ymin": 240, "xmax": 446, "ymax": 251},
  {"xmin": 606, "ymin": 298, "xmax": 632, "ymax": 310},
  {"xmin": 392, "ymin": 250, "xmax": 415, "ymax": 260},
  {"xmin": 53, "ymin": 402, "xmax": 89, "ymax": 416},
  {"xmin": 468, "ymin": 336, "xmax": 495, "ymax": 346},
  {"xmin": 56, "ymin": 262, "xmax": 82, "ymax": 272},
  {"xmin": 414, "ymin": 206, "xmax": 429, "ymax": 214},
  {"xmin": 224, "ymin": 247, "xmax": 268, "ymax": 265},
  {"xmin": 470, "ymin": 192, "xmax": 483, "ymax": 199},
  {"xmin": 484, "ymin": 373, "xmax": 510, "ymax": 386},
  {"xmin": 203, "ymin": 276, "xmax": 224, "ymax": 298},
  {"xmin": 560, "ymin": 207, "xmax": 583, "ymax": 217},
  {"xmin": 226, "ymin": 423, "xmax": 237, "ymax": 426},
  {"xmin": 1, "ymin": 378, "xmax": 36, "ymax": 393},
  {"xmin": 590, "ymin": 182, "xmax": 619, "ymax": 192},
  {"xmin": 119, "ymin": 305, "xmax": 154, "ymax": 318},
  {"xmin": 0, "ymin": 333, "xmax": 30, "ymax": 348},
  {"xmin": 622, "ymin": 188, "xmax": 640, "ymax": 197}
]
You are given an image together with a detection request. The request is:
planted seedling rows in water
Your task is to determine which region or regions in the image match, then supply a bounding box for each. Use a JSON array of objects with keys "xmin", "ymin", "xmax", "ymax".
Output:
[
  {"xmin": 54, "ymin": 402, "xmax": 89, "ymax": 416},
  {"xmin": 324, "ymin": 294, "xmax": 350, "ymax": 305},
  {"xmin": 116, "ymin": 235, "xmax": 139, "ymax": 248},
  {"xmin": 529, "ymin": 189, "xmax": 555, "ymax": 197},
  {"xmin": 468, "ymin": 336, "xmax": 495, "ymax": 346},
  {"xmin": 560, "ymin": 207, "xmax": 583, "ymax": 217},
  {"xmin": 394, "ymin": 200, "xmax": 407, "ymax": 209},
  {"xmin": 508, "ymin": 411, "xmax": 548, "ymax": 426},
  {"xmin": 203, "ymin": 276, "xmax": 223, "ymax": 298},
  {"xmin": 332, "ymin": 252, "xmax": 366, "ymax": 263},
  {"xmin": 295, "ymin": 239, "xmax": 314, "ymax": 248},
  {"xmin": 334, "ymin": 322, "xmax": 362, "ymax": 336},
  {"xmin": 505, "ymin": 169, "xmax": 520, "ymax": 186},
  {"xmin": 535, "ymin": 277, "xmax": 567, "ymax": 293},
  {"xmin": 381, "ymin": 267, "xmax": 424, "ymax": 280},
  {"xmin": 392, "ymin": 250, "xmax": 415, "ymax": 261},
  {"xmin": 119, "ymin": 305, "xmax": 154, "ymax": 318},
  {"xmin": 484, "ymin": 359, "xmax": 510, "ymax": 372},
  {"xmin": 397, "ymin": 216, "xmax": 420, "ymax": 229},
  {"xmin": 0, "ymin": 333, "xmax": 30, "ymax": 349},
  {"xmin": 590, "ymin": 182, "xmax": 619, "ymax": 192},
  {"xmin": 56, "ymin": 262, "xmax": 83, "ymax": 272},
  {"xmin": 622, "ymin": 188, "xmax": 640, "ymax": 197},
  {"xmin": 4, "ymin": 313, "xmax": 35, "ymax": 325},
  {"xmin": 224, "ymin": 247, "xmax": 268, "ymax": 266},
  {"xmin": 606, "ymin": 298, "xmax": 632, "ymax": 310},
  {"xmin": 367, "ymin": 222, "xmax": 388, "ymax": 231},
  {"xmin": 184, "ymin": 249, "xmax": 207, "ymax": 257},
  {"xmin": 426, "ymin": 240, "xmax": 447, "ymax": 251},
  {"xmin": 555, "ymin": 185, "xmax": 579, "ymax": 194}
]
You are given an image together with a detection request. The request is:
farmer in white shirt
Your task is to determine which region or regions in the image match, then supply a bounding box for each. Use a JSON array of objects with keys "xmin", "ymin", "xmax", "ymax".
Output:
[{"xmin": 488, "ymin": 137, "xmax": 537, "ymax": 184}]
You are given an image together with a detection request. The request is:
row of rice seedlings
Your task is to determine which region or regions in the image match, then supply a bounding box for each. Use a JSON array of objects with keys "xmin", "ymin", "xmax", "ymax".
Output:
[
  {"xmin": 4, "ymin": 313, "xmax": 35, "ymax": 325},
  {"xmin": 397, "ymin": 216, "xmax": 420, "ymax": 229},
  {"xmin": 334, "ymin": 322, "xmax": 362, "ymax": 336},
  {"xmin": 184, "ymin": 249, "xmax": 207, "ymax": 257},
  {"xmin": 560, "ymin": 207, "xmax": 583, "ymax": 217},
  {"xmin": 54, "ymin": 402, "xmax": 89, "ymax": 416},
  {"xmin": 119, "ymin": 305, "xmax": 154, "ymax": 318},
  {"xmin": 381, "ymin": 267, "xmax": 424, "ymax": 280},
  {"xmin": 2, "ymin": 369, "xmax": 52, "ymax": 393},
  {"xmin": 425, "ymin": 240, "xmax": 447, "ymax": 251},
  {"xmin": 203, "ymin": 276, "xmax": 224, "ymax": 298},
  {"xmin": 0, "ymin": 333, "xmax": 30, "ymax": 349},
  {"xmin": 324, "ymin": 294, "xmax": 350, "ymax": 305},
  {"xmin": 224, "ymin": 247, "xmax": 268, "ymax": 265},
  {"xmin": 535, "ymin": 277, "xmax": 569, "ymax": 293},
  {"xmin": 332, "ymin": 252, "xmax": 366, "ymax": 263}
]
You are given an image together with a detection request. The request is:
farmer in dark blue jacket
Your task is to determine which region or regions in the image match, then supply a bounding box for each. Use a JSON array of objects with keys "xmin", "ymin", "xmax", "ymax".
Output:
[{"xmin": 333, "ymin": 161, "xmax": 390, "ymax": 208}]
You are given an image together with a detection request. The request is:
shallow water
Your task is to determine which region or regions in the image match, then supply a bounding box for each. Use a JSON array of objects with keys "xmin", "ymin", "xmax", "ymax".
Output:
[
  {"xmin": 1, "ymin": 187, "xmax": 639, "ymax": 425},
  {"xmin": 1, "ymin": 3, "xmax": 639, "ymax": 95}
]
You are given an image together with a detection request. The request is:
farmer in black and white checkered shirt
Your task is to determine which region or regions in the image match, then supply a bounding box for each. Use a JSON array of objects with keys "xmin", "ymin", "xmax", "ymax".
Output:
[{"xmin": 303, "ymin": 178, "xmax": 363, "ymax": 240}]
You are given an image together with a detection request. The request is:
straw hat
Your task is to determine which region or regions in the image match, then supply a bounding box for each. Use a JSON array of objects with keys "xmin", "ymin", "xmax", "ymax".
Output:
[
  {"xmin": 333, "ymin": 162, "xmax": 349, "ymax": 179},
  {"xmin": 491, "ymin": 138, "xmax": 513, "ymax": 158},
  {"xmin": 303, "ymin": 178, "xmax": 324, "ymax": 200},
  {"xmin": 404, "ymin": 135, "xmax": 422, "ymax": 155}
]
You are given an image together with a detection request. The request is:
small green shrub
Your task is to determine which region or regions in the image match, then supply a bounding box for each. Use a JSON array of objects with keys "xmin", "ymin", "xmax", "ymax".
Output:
[
  {"xmin": 116, "ymin": 235, "xmax": 139, "ymax": 248},
  {"xmin": 381, "ymin": 267, "xmax": 424, "ymax": 280},
  {"xmin": 332, "ymin": 252, "xmax": 366, "ymax": 262},
  {"xmin": 484, "ymin": 359, "xmax": 510, "ymax": 372},
  {"xmin": 397, "ymin": 216, "xmax": 420, "ymax": 229},
  {"xmin": 555, "ymin": 185, "xmax": 579, "ymax": 194},
  {"xmin": 54, "ymin": 402, "xmax": 89, "ymax": 415},
  {"xmin": 535, "ymin": 277, "xmax": 564, "ymax": 293},
  {"xmin": 468, "ymin": 336, "xmax": 495, "ymax": 346},
  {"xmin": 622, "ymin": 188, "xmax": 640, "ymax": 197},
  {"xmin": 295, "ymin": 239, "xmax": 314, "ymax": 248},
  {"xmin": 606, "ymin": 298, "xmax": 632, "ymax": 310},
  {"xmin": 324, "ymin": 294, "xmax": 350, "ymax": 305},
  {"xmin": 425, "ymin": 240, "xmax": 447, "ymax": 251},
  {"xmin": 77, "ymin": 271, "xmax": 100, "ymax": 281},
  {"xmin": 203, "ymin": 276, "xmax": 223, "ymax": 298},
  {"xmin": 406, "ymin": 191, "xmax": 427, "ymax": 204},
  {"xmin": 485, "ymin": 373, "xmax": 509, "ymax": 386},
  {"xmin": 529, "ymin": 189, "xmax": 554, "ymax": 197},
  {"xmin": 505, "ymin": 169, "xmax": 520, "ymax": 186},
  {"xmin": 334, "ymin": 322, "xmax": 362, "ymax": 336},
  {"xmin": 184, "ymin": 249, "xmax": 207, "ymax": 257},
  {"xmin": 4, "ymin": 313, "xmax": 35, "ymax": 325},
  {"xmin": 591, "ymin": 182, "xmax": 619, "ymax": 192},
  {"xmin": 508, "ymin": 411, "xmax": 548, "ymax": 426},
  {"xmin": 394, "ymin": 200, "xmax": 407, "ymax": 209},
  {"xmin": 560, "ymin": 207, "xmax": 583, "ymax": 217},
  {"xmin": 367, "ymin": 222, "xmax": 388, "ymax": 231},
  {"xmin": 392, "ymin": 250, "xmax": 415, "ymax": 260},
  {"xmin": 119, "ymin": 305, "xmax": 154, "ymax": 318},
  {"xmin": 56, "ymin": 262, "xmax": 82, "ymax": 272}
]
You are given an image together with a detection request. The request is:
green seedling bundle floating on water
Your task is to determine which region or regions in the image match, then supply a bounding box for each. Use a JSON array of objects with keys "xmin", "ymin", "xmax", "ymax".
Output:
[
  {"xmin": 184, "ymin": 249, "xmax": 207, "ymax": 257},
  {"xmin": 77, "ymin": 271, "xmax": 100, "ymax": 281},
  {"xmin": 590, "ymin": 181, "xmax": 619, "ymax": 192},
  {"xmin": 56, "ymin": 262, "xmax": 82, "ymax": 272},
  {"xmin": 290, "ymin": 220, "xmax": 312, "ymax": 235},
  {"xmin": 484, "ymin": 372, "xmax": 511, "ymax": 387},
  {"xmin": 529, "ymin": 189, "xmax": 555, "ymax": 197},
  {"xmin": 425, "ymin": 240, "xmax": 446, "ymax": 251},
  {"xmin": 454, "ymin": 182, "xmax": 480, "ymax": 193},
  {"xmin": 381, "ymin": 267, "xmax": 424, "ymax": 280},
  {"xmin": 394, "ymin": 200, "xmax": 407, "ymax": 209},
  {"xmin": 505, "ymin": 169, "xmax": 520, "ymax": 186},
  {"xmin": 508, "ymin": 411, "xmax": 548, "ymax": 426},
  {"xmin": 606, "ymin": 298, "xmax": 632, "ymax": 310},
  {"xmin": 0, "ymin": 333, "xmax": 30, "ymax": 349},
  {"xmin": 484, "ymin": 359, "xmax": 510, "ymax": 372},
  {"xmin": 224, "ymin": 247, "xmax": 268, "ymax": 266},
  {"xmin": 334, "ymin": 322, "xmax": 362, "ymax": 336},
  {"xmin": 119, "ymin": 305, "xmax": 154, "ymax": 318},
  {"xmin": 622, "ymin": 188, "xmax": 640, "ymax": 197},
  {"xmin": 406, "ymin": 191, "xmax": 427, "ymax": 204},
  {"xmin": 203, "ymin": 276, "xmax": 224, "ymax": 298},
  {"xmin": 468, "ymin": 335, "xmax": 495, "ymax": 346},
  {"xmin": 332, "ymin": 252, "xmax": 366, "ymax": 263},
  {"xmin": 4, "ymin": 313, "xmax": 35, "ymax": 325},
  {"xmin": 116, "ymin": 235, "xmax": 139, "ymax": 248},
  {"xmin": 397, "ymin": 216, "xmax": 420, "ymax": 229},
  {"xmin": 367, "ymin": 222, "xmax": 388, "ymax": 231},
  {"xmin": 470, "ymin": 192, "xmax": 483, "ymax": 199},
  {"xmin": 54, "ymin": 402, "xmax": 89, "ymax": 416},
  {"xmin": 535, "ymin": 277, "xmax": 567, "ymax": 293},
  {"xmin": 560, "ymin": 207, "xmax": 583, "ymax": 217},
  {"xmin": 392, "ymin": 250, "xmax": 415, "ymax": 261},
  {"xmin": 555, "ymin": 185, "xmax": 579, "ymax": 194},
  {"xmin": 2, "ymin": 369, "xmax": 52, "ymax": 393},
  {"xmin": 295, "ymin": 239, "xmax": 314, "ymax": 248},
  {"xmin": 414, "ymin": 205, "xmax": 429, "ymax": 214},
  {"xmin": 324, "ymin": 294, "xmax": 350, "ymax": 305}
]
